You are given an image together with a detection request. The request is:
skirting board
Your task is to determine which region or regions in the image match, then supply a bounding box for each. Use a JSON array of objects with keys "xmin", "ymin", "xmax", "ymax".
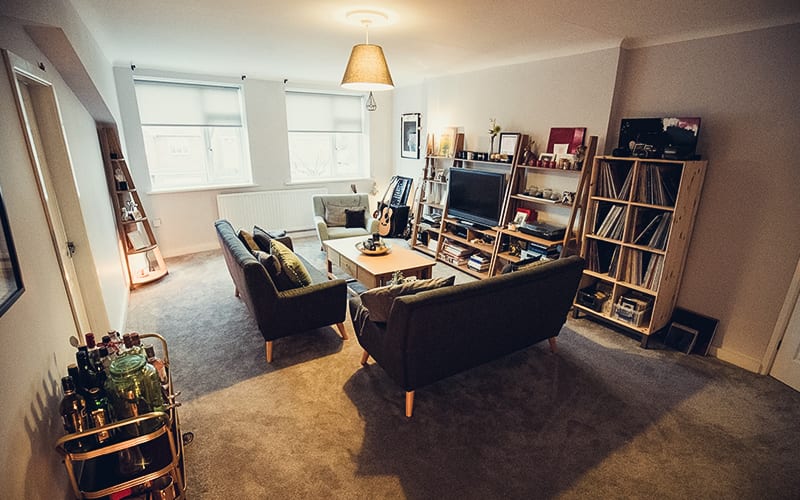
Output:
[{"xmin": 709, "ymin": 346, "xmax": 762, "ymax": 373}]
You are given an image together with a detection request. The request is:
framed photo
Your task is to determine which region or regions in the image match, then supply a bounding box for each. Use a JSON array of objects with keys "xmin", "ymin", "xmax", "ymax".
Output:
[
  {"xmin": 539, "ymin": 153, "xmax": 555, "ymax": 162},
  {"xmin": 401, "ymin": 113, "xmax": 421, "ymax": 159},
  {"xmin": 437, "ymin": 127, "xmax": 458, "ymax": 157},
  {"xmin": 546, "ymin": 127, "xmax": 586, "ymax": 154},
  {"xmin": 498, "ymin": 132, "xmax": 521, "ymax": 156},
  {"xmin": 513, "ymin": 208, "xmax": 531, "ymax": 226},
  {"xmin": 0, "ymin": 187, "xmax": 24, "ymax": 317}
]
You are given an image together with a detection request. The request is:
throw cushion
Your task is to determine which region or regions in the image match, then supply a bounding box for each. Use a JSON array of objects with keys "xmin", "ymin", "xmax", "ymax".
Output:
[
  {"xmin": 345, "ymin": 208, "xmax": 366, "ymax": 229},
  {"xmin": 324, "ymin": 205, "xmax": 348, "ymax": 227},
  {"xmin": 269, "ymin": 239, "xmax": 312, "ymax": 287},
  {"xmin": 237, "ymin": 229, "xmax": 260, "ymax": 253},
  {"xmin": 252, "ymin": 226, "xmax": 273, "ymax": 253},
  {"xmin": 360, "ymin": 276, "xmax": 456, "ymax": 323},
  {"xmin": 255, "ymin": 250, "xmax": 296, "ymax": 291}
]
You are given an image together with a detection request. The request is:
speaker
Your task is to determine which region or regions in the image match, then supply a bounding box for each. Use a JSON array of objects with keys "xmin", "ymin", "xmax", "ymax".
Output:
[{"xmin": 387, "ymin": 205, "xmax": 410, "ymax": 237}]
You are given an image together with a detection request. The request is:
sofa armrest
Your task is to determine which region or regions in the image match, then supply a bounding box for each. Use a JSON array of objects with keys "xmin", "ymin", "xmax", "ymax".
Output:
[
  {"xmin": 314, "ymin": 215, "xmax": 330, "ymax": 243},
  {"xmin": 272, "ymin": 278, "xmax": 347, "ymax": 330}
]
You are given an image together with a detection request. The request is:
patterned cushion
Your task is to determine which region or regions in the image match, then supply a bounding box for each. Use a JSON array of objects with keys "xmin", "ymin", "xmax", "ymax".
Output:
[
  {"xmin": 324, "ymin": 205, "xmax": 348, "ymax": 227},
  {"xmin": 269, "ymin": 239, "xmax": 312, "ymax": 288},
  {"xmin": 360, "ymin": 276, "xmax": 456, "ymax": 323}
]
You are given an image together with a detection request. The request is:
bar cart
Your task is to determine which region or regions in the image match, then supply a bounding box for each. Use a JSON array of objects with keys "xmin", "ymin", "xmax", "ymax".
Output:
[{"xmin": 55, "ymin": 333, "xmax": 189, "ymax": 499}]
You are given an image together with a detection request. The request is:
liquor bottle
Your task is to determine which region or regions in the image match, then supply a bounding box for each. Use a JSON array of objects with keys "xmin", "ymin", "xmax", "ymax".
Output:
[
  {"xmin": 59, "ymin": 376, "xmax": 89, "ymax": 450},
  {"xmin": 144, "ymin": 344, "xmax": 168, "ymax": 385},
  {"xmin": 98, "ymin": 346, "xmax": 113, "ymax": 375},
  {"xmin": 120, "ymin": 333, "xmax": 133, "ymax": 356},
  {"xmin": 85, "ymin": 332, "xmax": 96, "ymax": 349},
  {"xmin": 129, "ymin": 332, "xmax": 144, "ymax": 357},
  {"xmin": 85, "ymin": 386, "xmax": 112, "ymax": 445}
]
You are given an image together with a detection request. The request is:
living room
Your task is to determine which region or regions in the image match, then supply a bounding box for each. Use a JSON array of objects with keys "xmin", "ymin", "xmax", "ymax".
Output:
[{"xmin": 1, "ymin": 1, "xmax": 799, "ymax": 498}]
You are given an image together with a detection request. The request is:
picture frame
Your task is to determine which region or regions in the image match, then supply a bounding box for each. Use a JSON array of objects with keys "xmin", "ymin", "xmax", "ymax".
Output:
[
  {"xmin": 0, "ymin": 186, "xmax": 24, "ymax": 317},
  {"xmin": 401, "ymin": 113, "xmax": 421, "ymax": 159},
  {"xmin": 437, "ymin": 127, "xmax": 458, "ymax": 157},
  {"xmin": 538, "ymin": 153, "xmax": 555, "ymax": 162},
  {"xmin": 498, "ymin": 132, "xmax": 521, "ymax": 157},
  {"xmin": 546, "ymin": 127, "xmax": 586, "ymax": 154},
  {"xmin": 513, "ymin": 208, "xmax": 530, "ymax": 226}
]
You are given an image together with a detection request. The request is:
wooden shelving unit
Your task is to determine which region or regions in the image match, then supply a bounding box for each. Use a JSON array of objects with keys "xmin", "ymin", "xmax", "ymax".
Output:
[
  {"xmin": 572, "ymin": 156, "xmax": 707, "ymax": 345},
  {"xmin": 98, "ymin": 127, "xmax": 168, "ymax": 289},
  {"xmin": 410, "ymin": 132, "xmax": 593, "ymax": 278}
]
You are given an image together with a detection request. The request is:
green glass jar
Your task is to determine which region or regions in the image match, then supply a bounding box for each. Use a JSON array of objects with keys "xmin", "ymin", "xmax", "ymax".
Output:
[{"xmin": 105, "ymin": 353, "xmax": 166, "ymax": 435}]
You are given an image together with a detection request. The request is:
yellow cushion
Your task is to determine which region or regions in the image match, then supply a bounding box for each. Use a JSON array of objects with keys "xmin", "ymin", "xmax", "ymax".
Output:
[
  {"xmin": 269, "ymin": 239, "xmax": 312, "ymax": 288},
  {"xmin": 237, "ymin": 229, "xmax": 260, "ymax": 253}
]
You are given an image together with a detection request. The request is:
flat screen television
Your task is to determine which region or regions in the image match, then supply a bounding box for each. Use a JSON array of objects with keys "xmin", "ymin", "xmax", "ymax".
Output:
[{"xmin": 447, "ymin": 169, "xmax": 506, "ymax": 228}]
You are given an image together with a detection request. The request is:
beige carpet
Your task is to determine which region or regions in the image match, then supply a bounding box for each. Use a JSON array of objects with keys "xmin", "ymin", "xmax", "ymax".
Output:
[{"xmin": 125, "ymin": 236, "xmax": 800, "ymax": 499}]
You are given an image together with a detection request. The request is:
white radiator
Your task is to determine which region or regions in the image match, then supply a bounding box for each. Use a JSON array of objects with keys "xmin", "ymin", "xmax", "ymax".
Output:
[{"xmin": 217, "ymin": 188, "xmax": 328, "ymax": 232}]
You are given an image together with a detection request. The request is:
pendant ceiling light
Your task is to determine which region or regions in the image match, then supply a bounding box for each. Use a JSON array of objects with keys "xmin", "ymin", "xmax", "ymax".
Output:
[{"xmin": 341, "ymin": 10, "xmax": 394, "ymax": 112}]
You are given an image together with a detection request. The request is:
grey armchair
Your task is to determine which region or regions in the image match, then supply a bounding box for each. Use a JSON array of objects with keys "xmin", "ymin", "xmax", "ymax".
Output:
[{"xmin": 311, "ymin": 193, "xmax": 379, "ymax": 248}]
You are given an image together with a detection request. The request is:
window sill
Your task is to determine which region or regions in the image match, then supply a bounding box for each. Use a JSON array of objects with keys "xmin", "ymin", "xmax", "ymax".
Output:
[
  {"xmin": 285, "ymin": 177, "xmax": 372, "ymax": 186},
  {"xmin": 147, "ymin": 183, "xmax": 257, "ymax": 195}
]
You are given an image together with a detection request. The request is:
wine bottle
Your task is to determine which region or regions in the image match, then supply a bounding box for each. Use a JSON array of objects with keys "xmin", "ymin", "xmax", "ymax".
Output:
[{"xmin": 59, "ymin": 376, "xmax": 89, "ymax": 450}]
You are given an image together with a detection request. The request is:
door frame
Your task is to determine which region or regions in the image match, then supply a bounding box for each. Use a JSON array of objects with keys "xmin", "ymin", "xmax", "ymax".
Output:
[
  {"xmin": 2, "ymin": 49, "xmax": 92, "ymax": 336},
  {"xmin": 761, "ymin": 255, "xmax": 800, "ymax": 375}
]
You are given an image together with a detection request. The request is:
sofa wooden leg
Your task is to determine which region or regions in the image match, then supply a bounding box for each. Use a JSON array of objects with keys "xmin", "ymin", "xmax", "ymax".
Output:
[
  {"xmin": 548, "ymin": 337, "xmax": 558, "ymax": 354},
  {"xmin": 335, "ymin": 322, "xmax": 348, "ymax": 340},
  {"xmin": 405, "ymin": 391, "xmax": 414, "ymax": 418},
  {"xmin": 234, "ymin": 287, "xmax": 239, "ymax": 297},
  {"xmin": 360, "ymin": 350, "xmax": 370, "ymax": 366},
  {"xmin": 265, "ymin": 341, "xmax": 273, "ymax": 363}
]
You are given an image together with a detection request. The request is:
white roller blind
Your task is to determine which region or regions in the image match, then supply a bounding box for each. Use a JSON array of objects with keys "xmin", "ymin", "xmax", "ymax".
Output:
[
  {"xmin": 285, "ymin": 91, "xmax": 363, "ymax": 133},
  {"xmin": 134, "ymin": 79, "xmax": 243, "ymax": 127}
]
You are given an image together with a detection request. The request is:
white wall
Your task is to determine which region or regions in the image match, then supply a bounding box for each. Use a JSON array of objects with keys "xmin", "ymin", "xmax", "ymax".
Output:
[
  {"xmin": 0, "ymin": 6, "xmax": 127, "ymax": 498},
  {"xmin": 609, "ymin": 24, "xmax": 800, "ymax": 371},
  {"xmin": 115, "ymin": 70, "xmax": 395, "ymax": 257}
]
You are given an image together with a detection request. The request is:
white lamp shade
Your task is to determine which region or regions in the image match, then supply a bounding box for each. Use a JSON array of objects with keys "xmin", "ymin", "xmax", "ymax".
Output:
[{"xmin": 341, "ymin": 44, "xmax": 394, "ymax": 91}]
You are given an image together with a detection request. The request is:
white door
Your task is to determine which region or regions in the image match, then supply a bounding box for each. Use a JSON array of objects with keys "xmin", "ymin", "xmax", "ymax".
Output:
[
  {"xmin": 3, "ymin": 50, "xmax": 92, "ymax": 336},
  {"xmin": 771, "ymin": 280, "xmax": 800, "ymax": 391}
]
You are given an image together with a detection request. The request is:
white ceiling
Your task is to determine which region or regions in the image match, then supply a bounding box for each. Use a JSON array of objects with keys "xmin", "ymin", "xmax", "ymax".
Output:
[{"xmin": 69, "ymin": 0, "xmax": 800, "ymax": 87}]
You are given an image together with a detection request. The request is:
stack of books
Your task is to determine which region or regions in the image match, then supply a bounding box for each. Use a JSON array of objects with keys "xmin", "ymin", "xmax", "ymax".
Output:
[
  {"xmin": 467, "ymin": 254, "xmax": 490, "ymax": 272},
  {"xmin": 441, "ymin": 239, "xmax": 473, "ymax": 266},
  {"xmin": 521, "ymin": 241, "xmax": 561, "ymax": 260}
]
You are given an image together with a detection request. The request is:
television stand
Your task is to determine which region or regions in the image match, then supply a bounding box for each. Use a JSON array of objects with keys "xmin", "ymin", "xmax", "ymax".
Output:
[{"xmin": 458, "ymin": 220, "xmax": 490, "ymax": 231}]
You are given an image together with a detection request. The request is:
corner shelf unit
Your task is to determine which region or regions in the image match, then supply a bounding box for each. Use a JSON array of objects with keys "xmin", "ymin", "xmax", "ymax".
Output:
[
  {"xmin": 55, "ymin": 333, "xmax": 187, "ymax": 499},
  {"xmin": 572, "ymin": 156, "xmax": 707, "ymax": 344},
  {"xmin": 98, "ymin": 127, "xmax": 168, "ymax": 289}
]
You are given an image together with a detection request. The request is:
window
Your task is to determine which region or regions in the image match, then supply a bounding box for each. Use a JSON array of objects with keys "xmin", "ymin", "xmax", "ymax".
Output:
[
  {"xmin": 134, "ymin": 79, "xmax": 252, "ymax": 191},
  {"xmin": 285, "ymin": 91, "xmax": 368, "ymax": 183}
]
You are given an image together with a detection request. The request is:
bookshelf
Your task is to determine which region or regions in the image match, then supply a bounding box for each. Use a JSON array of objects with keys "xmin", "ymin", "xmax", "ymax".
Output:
[
  {"xmin": 98, "ymin": 127, "xmax": 168, "ymax": 289},
  {"xmin": 574, "ymin": 156, "xmax": 707, "ymax": 344}
]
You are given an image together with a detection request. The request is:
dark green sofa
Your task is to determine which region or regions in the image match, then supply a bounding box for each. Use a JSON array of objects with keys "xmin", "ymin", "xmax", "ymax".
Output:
[
  {"xmin": 349, "ymin": 255, "xmax": 585, "ymax": 417},
  {"xmin": 215, "ymin": 219, "xmax": 348, "ymax": 362}
]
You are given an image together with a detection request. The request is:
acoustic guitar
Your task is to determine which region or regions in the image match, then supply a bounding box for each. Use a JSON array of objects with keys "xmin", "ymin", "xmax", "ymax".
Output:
[{"xmin": 375, "ymin": 176, "xmax": 413, "ymax": 237}]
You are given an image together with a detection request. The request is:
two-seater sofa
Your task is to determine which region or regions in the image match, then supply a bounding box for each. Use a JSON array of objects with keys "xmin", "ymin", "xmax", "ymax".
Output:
[
  {"xmin": 215, "ymin": 219, "xmax": 348, "ymax": 362},
  {"xmin": 349, "ymin": 255, "xmax": 585, "ymax": 417}
]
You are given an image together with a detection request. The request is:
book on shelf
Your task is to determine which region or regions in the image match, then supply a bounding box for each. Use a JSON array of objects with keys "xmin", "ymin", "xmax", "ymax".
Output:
[
  {"xmin": 442, "ymin": 241, "xmax": 472, "ymax": 257},
  {"xmin": 440, "ymin": 253, "xmax": 469, "ymax": 266},
  {"xmin": 647, "ymin": 213, "xmax": 672, "ymax": 249},
  {"xmin": 638, "ymin": 164, "xmax": 677, "ymax": 206}
]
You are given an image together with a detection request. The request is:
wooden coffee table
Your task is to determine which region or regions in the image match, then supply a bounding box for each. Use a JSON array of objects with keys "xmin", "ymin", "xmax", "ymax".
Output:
[{"xmin": 324, "ymin": 236, "xmax": 436, "ymax": 289}]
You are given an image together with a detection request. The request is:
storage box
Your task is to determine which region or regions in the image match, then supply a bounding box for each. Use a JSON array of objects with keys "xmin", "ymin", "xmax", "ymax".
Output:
[
  {"xmin": 576, "ymin": 284, "xmax": 612, "ymax": 313},
  {"xmin": 612, "ymin": 303, "xmax": 651, "ymax": 327}
]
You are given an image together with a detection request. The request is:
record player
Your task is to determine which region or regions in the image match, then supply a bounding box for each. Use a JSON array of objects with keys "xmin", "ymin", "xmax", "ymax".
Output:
[{"xmin": 518, "ymin": 222, "xmax": 566, "ymax": 241}]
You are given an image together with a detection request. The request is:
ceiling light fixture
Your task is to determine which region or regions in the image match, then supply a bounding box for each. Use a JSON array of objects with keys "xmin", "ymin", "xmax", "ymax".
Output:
[{"xmin": 341, "ymin": 10, "xmax": 394, "ymax": 111}]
